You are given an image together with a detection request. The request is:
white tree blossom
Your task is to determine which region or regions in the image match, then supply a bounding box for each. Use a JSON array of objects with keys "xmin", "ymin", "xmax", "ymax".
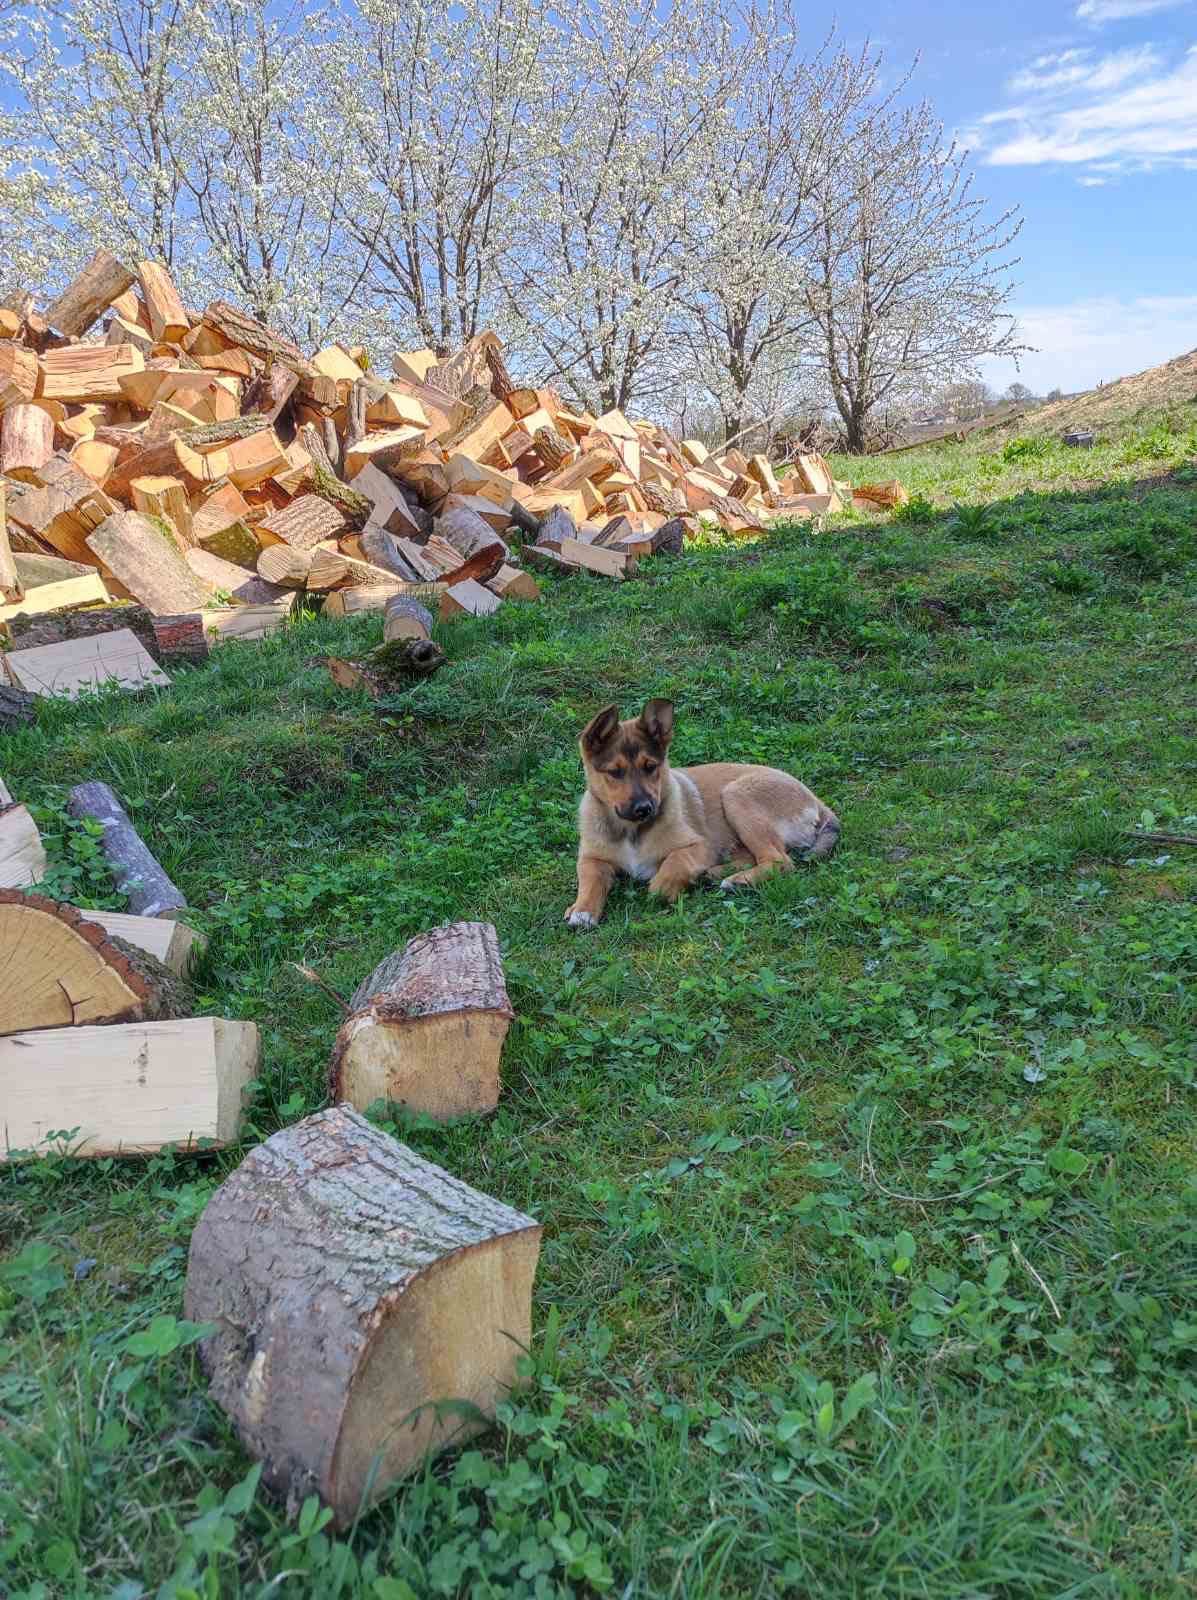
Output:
[{"xmin": 805, "ymin": 98, "xmax": 1025, "ymax": 452}]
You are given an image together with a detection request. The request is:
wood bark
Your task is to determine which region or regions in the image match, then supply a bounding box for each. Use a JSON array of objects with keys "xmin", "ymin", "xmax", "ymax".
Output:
[
  {"xmin": 66, "ymin": 782, "xmax": 187, "ymax": 918},
  {"xmin": 297, "ymin": 423, "xmax": 372, "ymax": 530},
  {"xmin": 43, "ymin": 249, "xmax": 135, "ymax": 336},
  {"xmin": 1, "ymin": 1016, "xmax": 259, "ymax": 1159},
  {"xmin": 86, "ymin": 511, "xmax": 211, "ymax": 615},
  {"xmin": 152, "ymin": 612, "xmax": 209, "ymax": 665},
  {"xmin": 184, "ymin": 1104, "xmax": 540, "ymax": 1525},
  {"xmin": 532, "ymin": 426, "xmax": 571, "ymax": 471},
  {"xmin": 436, "ymin": 504, "xmax": 508, "ymax": 569},
  {"xmin": 200, "ymin": 301, "xmax": 314, "ymax": 377},
  {"xmin": 0, "ymin": 686, "xmax": 38, "ymax": 732},
  {"xmin": 1, "ymin": 404, "xmax": 54, "ymax": 483},
  {"xmin": 329, "ymin": 922, "xmax": 513, "ymax": 1119},
  {"xmin": 358, "ymin": 527, "xmax": 422, "ymax": 582},
  {"xmin": 0, "ymin": 889, "xmax": 193, "ymax": 1033},
  {"xmin": 536, "ymin": 505, "xmax": 578, "ymax": 549}
]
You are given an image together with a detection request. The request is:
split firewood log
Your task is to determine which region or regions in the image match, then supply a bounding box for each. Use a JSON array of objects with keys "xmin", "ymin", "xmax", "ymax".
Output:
[
  {"xmin": 43, "ymin": 249, "xmax": 136, "ymax": 337},
  {"xmin": 184, "ymin": 1103, "xmax": 541, "ymax": 1527},
  {"xmin": 1, "ymin": 404, "xmax": 55, "ymax": 483},
  {"xmin": 66, "ymin": 782, "xmax": 186, "ymax": 918},
  {"xmin": 0, "ymin": 485, "xmax": 20, "ymax": 604},
  {"xmin": 0, "ymin": 889, "xmax": 193, "ymax": 1033},
  {"xmin": 1, "ymin": 1016, "xmax": 259, "ymax": 1159},
  {"xmin": 0, "ymin": 803, "xmax": 47, "ymax": 889},
  {"xmin": 86, "ymin": 511, "xmax": 212, "ymax": 615},
  {"xmin": 328, "ymin": 922, "xmax": 513, "ymax": 1119}
]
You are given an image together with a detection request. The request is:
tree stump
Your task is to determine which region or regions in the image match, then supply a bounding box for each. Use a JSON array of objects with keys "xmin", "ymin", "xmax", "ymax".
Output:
[
  {"xmin": 329, "ymin": 922, "xmax": 513, "ymax": 1119},
  {"xmin": 0, "ymin": 889, "xmax": 192, "ymax": 1033},
  {"xmin": 66, "ymin": 781, "xmax": 187, "ymax": 918},
  {"xmin": 184, "ymin": 1104, "xmax": 541, "ymax": 1526}
]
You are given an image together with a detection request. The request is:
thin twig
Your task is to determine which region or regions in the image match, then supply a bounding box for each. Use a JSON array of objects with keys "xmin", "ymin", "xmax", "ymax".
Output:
[
  {"xmin": 862, "ymin": 1107, "xmax": 1021, "ymax": 1205},
  {"xmin": 1126, "ymin": 830, "xmax": 1197, "ymax": 848},
  {"xmin": 1011, "ymin": 1240, "xmax": 1062, "ymax": 1321},
  {"xmin": 290, "ymin": 963, "xmax": 350, "ymax": 1015}
]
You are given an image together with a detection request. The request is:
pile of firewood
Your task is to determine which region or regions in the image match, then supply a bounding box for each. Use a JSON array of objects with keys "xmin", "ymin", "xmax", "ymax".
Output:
[{"xmin": 0, "ymin": 250, "xmax": 845, "ymax": 698}]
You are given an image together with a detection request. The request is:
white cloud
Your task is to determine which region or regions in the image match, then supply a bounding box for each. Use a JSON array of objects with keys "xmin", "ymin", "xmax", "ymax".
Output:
[
  {"xmin": 974, "ymin": 43, "xmax": 1197, "ymax": 169},
  {"xmin": 1010, "ymin": 44, "xmax": 1159, "ymax": 94},
  {"xmin": 980, "ymin": 294, "xmax": 1197, "ymax": 394},
  {"xmin": 1076, "ymin": 0, "xmax": 1191, "ymax": 22}
]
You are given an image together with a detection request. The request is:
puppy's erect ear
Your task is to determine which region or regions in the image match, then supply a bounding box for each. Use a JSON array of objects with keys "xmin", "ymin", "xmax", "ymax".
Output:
[
  {"xmin": 638, "ymin": 698, "xmax": 675, "ymax": 749},
  {"xmin": 581, "ymin": 704, "xmax": 620, "ymax": 756}
]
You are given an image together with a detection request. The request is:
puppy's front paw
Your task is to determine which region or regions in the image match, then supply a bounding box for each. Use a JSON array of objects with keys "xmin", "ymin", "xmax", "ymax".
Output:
[
  {"xmin": 565, "ymin": 907, "xmax": 598, "ymax": 930},
  {"xmin": 718, "ymin": 870, "xmax": 753, "ymax": 891}
]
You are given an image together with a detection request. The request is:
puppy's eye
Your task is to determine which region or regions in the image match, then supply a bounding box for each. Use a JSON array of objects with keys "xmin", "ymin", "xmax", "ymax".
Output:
[
  {"xmin": 609, "ymin": 766, "xmax": 626, "ymax": 780},
  {"xmin": 642, "ymin": 762, "xmax": 657, "ymax": 775}
]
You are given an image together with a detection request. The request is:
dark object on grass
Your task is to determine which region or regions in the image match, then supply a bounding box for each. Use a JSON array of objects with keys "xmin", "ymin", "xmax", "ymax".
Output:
[
  {"xmin": 1063, "ymin": 431, "xmax": 1095, "ymax": 448},
  {"xmin": 320, "ymin": 636, "xmax": 446, "ymax": 698},
  {"xmin": 0, "ymin": 685, "xmax": 37, "ymax": 732},
  {"xmin": 66, "ymin": 781, "xmax": 187, "ymax": 919}
]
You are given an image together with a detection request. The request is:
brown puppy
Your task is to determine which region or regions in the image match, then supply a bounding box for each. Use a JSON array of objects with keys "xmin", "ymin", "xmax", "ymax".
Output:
[{"xmin": 565, "ymin": 698, "xmax": 840, "ymax": 928}]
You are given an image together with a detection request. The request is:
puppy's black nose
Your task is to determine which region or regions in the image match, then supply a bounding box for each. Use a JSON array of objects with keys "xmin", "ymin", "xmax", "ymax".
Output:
[{"xmin": 631, "ymin": 799, "xmax": 654, "ymax": 822}]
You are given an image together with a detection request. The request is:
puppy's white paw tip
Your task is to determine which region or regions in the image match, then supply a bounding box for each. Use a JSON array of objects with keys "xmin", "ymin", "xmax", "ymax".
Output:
[{"xmin": 565, "ymin": 910, "xmax": 597, "ymax": 929}]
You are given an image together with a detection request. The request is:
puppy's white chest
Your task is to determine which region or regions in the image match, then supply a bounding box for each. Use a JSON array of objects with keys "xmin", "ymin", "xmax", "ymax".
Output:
[{"xmin": 614, "ymin": 836, "xmax": 658, "ymax": 881}]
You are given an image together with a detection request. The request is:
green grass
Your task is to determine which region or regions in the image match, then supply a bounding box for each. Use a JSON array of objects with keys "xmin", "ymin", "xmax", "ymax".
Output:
[{"xmin": 3, "ymin": 409, "xmax": 1197, "ymax": 1598}]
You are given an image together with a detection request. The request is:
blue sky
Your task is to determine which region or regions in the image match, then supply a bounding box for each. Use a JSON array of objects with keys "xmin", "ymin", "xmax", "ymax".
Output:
[{"xmin": 814, "ymin": 0, "xmax": 1197, "ymax": 395}]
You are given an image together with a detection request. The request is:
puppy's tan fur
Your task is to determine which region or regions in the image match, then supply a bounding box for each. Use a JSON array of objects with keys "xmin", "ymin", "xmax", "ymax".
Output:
[{"xmin": 565, "ymin": 699, "xmax": 840, "ymax": 927}]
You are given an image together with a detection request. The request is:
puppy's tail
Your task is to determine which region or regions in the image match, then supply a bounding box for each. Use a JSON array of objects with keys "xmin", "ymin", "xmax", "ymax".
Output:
[{"xmin": 808, "ymin": 809, "xmax": 841, "ymax": 861}]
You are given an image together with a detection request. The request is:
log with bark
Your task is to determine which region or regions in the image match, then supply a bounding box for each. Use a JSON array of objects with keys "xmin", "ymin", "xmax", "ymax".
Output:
[
  {"xmin": 319, "ymin": 635, "xmax": 445, "ymax": 696},
  {"xmin": 0, "ymin": 889, "xmax": 193, "ymax": 1033},
  {"xmin": 152, "ymin": 612, "xmax": 209, "ymax": 665},
  {"xmin": 184, "ymin": 1103, "xmax": 540, "ymax": 1525},
  {"xmin": 66, "ymin": 781, "xmax": 187, "ymax": 918},
  {"xmin": 329, "ymin": 922, "xmax": 513, "ymax": 1119},
  {"xmin": 383, "ymin": 593, "xmax": 434, "ymax": 641},
  {"xmin": 1, "ymin": 1016, "xmax": 259, "ymax": 1159},
  {"xmin": 43, "ymin": 249, "xmax": 136, "ymax": 337},
  {"xmin": 86, "ymin": 511, "xmax": 212, "ymax": 615}
]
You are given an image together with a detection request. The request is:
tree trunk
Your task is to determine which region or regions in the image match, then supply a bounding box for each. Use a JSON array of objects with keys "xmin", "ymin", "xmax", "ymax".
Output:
[
  {"xmin": 329, "ymin": 922, "xmax": 513, "ymax": 1120},
  {"xmin": 184, "ymin": 1104, "xmax": 541, "ymax": 1526},
  {"xmin": 66, "ymin": 782, "xmax": 186, "ymax": 918},
  {"xmin": 0, "ymin": 889, "xmax": 192, "ymax": 1033}
]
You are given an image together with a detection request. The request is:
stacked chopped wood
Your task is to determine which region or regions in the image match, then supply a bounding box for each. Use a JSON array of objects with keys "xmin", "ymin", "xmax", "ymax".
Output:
[
  {"xmin": 0, "ymin": 771, "xmax": 257, "ymax": 1160},
  {"xmin": 1, "ymin": 252, "xmax": 843, "ymax": 695}
]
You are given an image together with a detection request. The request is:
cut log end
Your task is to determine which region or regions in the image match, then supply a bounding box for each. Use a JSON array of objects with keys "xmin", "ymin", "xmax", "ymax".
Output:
[{"xmin": 0, "ymin": 890, "xmax": 193, "ymax": 1033}]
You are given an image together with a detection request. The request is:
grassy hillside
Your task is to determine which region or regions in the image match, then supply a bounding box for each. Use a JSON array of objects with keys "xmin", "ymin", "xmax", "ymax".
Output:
[{"xmin": 2, "ymin": 406, "xmax": 1196, "ymax": 1598}]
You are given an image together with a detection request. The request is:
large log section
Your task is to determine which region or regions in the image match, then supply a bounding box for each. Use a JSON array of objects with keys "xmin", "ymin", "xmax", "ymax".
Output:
[{"xmin": 185, "ymin": 1104, "xmax": 541, "ymax": 1526}]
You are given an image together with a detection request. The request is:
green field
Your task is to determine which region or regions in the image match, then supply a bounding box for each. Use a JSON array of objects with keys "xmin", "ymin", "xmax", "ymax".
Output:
[{"xmin": 3, "ymin": 408, "xmax": 1197, "ymax": 1598}]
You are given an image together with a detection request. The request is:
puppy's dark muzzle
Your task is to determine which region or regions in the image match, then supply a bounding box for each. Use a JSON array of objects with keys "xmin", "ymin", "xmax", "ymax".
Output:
[{"xmin": 619, "ymin": 799, "xmax": 657, "ymax": 823}]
